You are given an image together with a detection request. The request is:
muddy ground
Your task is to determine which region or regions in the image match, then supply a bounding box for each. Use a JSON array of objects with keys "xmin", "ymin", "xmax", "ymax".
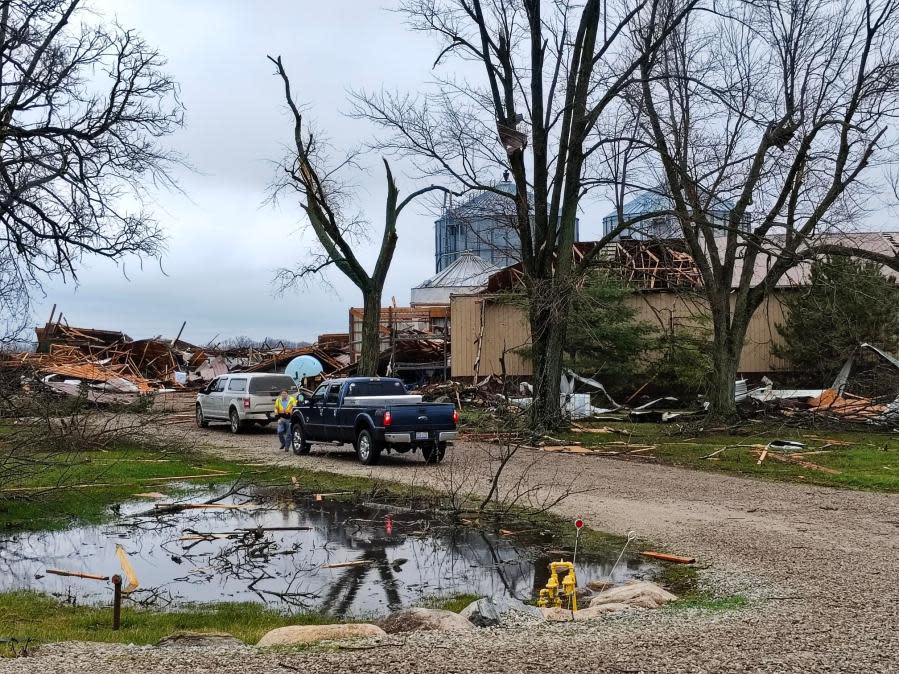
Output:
[{"xmin": 5, "ymin": 419, "xmax": 898, "ymax": 673}]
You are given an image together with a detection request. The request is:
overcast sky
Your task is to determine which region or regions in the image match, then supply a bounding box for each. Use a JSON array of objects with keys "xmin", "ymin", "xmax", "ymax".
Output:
[{"xmin": 27, "ymin": 1, "xmax": 608, "ymax": 345}]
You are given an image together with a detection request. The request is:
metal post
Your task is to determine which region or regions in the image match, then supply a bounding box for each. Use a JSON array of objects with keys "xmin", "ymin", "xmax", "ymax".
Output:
[{"xmin": 111, "ymin": 574, "xmax": 122, "ymax": 630}]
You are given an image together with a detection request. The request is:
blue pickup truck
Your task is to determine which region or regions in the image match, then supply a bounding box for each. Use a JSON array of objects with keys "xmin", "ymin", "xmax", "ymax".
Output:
[{"xmin": 288, "ymin": 377, "xmax": 458, "ymax": 465}]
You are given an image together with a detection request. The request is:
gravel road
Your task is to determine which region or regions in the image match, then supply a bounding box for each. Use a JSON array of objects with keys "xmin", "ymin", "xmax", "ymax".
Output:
[{"xmin": 4, "ymin": 422, "xmax": 897, "ymax": 673}]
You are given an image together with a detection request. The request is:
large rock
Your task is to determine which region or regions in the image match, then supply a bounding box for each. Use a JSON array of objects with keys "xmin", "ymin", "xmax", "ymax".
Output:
[
  {"xmin": 156, "ymin": 631, "xmax": 243, "ymax": 648},
  {"xmin": 589, "ymin": 581, "xmax": 677, "ymax": 609},
  {"xmin": 540, "ymin": 607, "xmax": 576, "ymax": 622},
  {"xmin": 573, "ymin": 603, "xmax": 633, "ymax": 621},
  {"xmin": 586, "ymin": 580, "xmax": 614, "ymax": 593},
  {"xmin": 378, "ymin": 607, "xmax": 475, "ymax": 634},
  {"xmin": 459, "ymin": 597, "xmax": 544, "ymax": 627},
  {"xmin": 257, "ymin": 623, "xmax": 385, "ymax": 647}
]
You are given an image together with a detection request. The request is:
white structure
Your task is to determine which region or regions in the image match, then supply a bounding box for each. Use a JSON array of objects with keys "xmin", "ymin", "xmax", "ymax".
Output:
[{"xmin": 411, "ymin": 251, "xmax": 498, "ymax": 306}]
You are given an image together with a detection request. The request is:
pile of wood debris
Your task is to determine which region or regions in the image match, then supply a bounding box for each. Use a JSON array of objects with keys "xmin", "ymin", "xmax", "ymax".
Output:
[{"xmin": 0, "ymin": 307, "xmax": 350, "ymax": 403}]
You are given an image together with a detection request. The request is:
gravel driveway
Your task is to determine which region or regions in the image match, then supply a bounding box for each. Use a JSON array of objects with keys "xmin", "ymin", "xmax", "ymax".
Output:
[{"xmin": 4, "ymin": 422, "xmax": 897, "ymax": 673}]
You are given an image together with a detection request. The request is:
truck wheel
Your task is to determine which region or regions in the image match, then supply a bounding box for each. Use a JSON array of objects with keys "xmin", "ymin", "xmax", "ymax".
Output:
[
  {"xmin": 229, "ymin": 408, "xmax": 243, "ymax": 434},
  {"xmin": 423, "ymin": 442, "xmax": 447, "ymax": 464},
  {"xmin": 291, "ymin": 423, "xmax": 310, "ymax": 455},
  {"xmin": 195, "ymin": 404, "xmax": 209, "ymax": 428},
  {"xmin": 355, "ymin": 429, "xmax": 381, "ymax": 466}
]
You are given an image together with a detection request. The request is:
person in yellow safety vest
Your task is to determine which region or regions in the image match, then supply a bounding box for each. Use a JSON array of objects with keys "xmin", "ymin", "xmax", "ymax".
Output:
[{"xmin": 274, "ymin": 390, "xmax": 297, "ymax": 451}]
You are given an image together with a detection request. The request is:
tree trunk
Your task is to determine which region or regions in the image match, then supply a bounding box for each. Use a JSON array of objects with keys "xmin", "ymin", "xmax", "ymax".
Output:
[
  {"xmin": 528, "ymin": 285, "xmax": 568, "ymax": 433},
  {"xmin": 708, "ymin": 345, "xmax": 739, "ymax": 421},
  {"xmin": 706, "ymin": 305, "xmax": 745, "ymax": 421},
  {"xmin": 359, "ymin": 286, "xmax": 382, "ymax": 376}
]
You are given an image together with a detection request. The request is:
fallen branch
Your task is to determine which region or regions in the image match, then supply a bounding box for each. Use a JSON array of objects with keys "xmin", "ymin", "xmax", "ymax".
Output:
[
  {"xmin": 45, "ymin": 568, "xmax": 109, "ymax": 581},
  {"xmin": 321, "ymin": 560, "xmax": 372, "ymax": 569},
  {"xmin": 640, "ymin": 551, "xmax": 695, "ymax": 564}
]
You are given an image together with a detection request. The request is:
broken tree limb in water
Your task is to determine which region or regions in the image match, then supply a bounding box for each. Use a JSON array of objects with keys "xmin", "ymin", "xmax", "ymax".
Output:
[{"xmin": 45, "ymin": 568, "xmax": 109, "ymax": 581}]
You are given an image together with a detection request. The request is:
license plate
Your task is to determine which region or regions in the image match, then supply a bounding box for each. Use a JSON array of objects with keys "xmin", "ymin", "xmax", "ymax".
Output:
[{"xmin": 415, "ymin": 432, "xmax": 429, "ymax": 440}]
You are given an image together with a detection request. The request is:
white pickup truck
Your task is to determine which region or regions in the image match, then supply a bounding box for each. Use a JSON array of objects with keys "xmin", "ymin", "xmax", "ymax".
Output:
[{"xmin": 196, "ymin": 373, "xmax": 302, "ymax": 433}]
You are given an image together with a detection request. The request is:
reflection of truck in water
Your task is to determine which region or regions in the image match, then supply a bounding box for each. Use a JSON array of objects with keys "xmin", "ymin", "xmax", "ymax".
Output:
[{"xmin": 289, "ymin": 377, "xmax": 458, "ymax": 465}]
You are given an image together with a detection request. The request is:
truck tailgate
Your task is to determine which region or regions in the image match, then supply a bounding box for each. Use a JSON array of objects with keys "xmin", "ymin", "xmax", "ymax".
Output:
[{"xmin": 386, "ymin": 402, "xmax": 456, "ymax": 432}]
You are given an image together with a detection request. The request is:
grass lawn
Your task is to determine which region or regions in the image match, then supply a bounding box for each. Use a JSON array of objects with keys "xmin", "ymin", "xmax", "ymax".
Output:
[
  {"xmin": 0, "ymin": 442, "xmax": 431, "ymax": 531},
  {"xmin": 0, "ymin": 591, "xmax": 339, "ymax": 653},
  {"xmin": 558, "ymin": 422, "xmax": 899, "ymax": 492}
]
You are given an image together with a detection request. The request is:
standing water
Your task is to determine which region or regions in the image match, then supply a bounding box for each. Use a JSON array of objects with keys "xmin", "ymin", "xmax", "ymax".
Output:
[{"xmin": 0, "ymin": 490, "xmax": 653, "ymax": 617}]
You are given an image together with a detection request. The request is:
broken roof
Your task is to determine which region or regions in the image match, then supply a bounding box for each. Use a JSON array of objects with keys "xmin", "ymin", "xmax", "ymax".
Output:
[{"xmin": 484, "ymin": 231, "xmax": 899, "ymax": 292}]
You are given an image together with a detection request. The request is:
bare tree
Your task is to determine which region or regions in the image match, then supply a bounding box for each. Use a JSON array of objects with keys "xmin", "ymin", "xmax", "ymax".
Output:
[
  {"xmin": 0, "ymin": 249, "xmax": 31, "ymax": 348},
  {"xmin": 636, "ymin": 0, "xmax": 899, "ymax": 418},
  {"xmin": 353, "ymin": 0, "xmax": 695, "ymax": 431},
  {"xmin": 0, "ymin": 0, "xmax": 183, "ymax": 287},
  {"xmin": 268, "ymin": 56, "xmax": 453, "ymax": 375}
]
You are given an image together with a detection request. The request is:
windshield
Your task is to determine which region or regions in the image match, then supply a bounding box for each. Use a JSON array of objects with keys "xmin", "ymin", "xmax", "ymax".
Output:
[
  {"xmin": 248, "ymin": 375, "xmax": 297, "ymax": 395},
  {"xmin": 345, "ymin": 380, "xmax": 407, "ymax": 397}
]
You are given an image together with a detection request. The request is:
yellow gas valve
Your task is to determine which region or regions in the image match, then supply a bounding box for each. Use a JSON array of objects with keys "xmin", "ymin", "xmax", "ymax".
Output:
[{"xmin": 537, "ymin": 560, "xmax": 578, "ymax": 611}]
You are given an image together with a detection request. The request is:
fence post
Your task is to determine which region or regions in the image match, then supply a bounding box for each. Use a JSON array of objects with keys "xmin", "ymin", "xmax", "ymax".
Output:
[{"xmin": 111, "ymin": 574, "xmax": 122, "ymax": 630}]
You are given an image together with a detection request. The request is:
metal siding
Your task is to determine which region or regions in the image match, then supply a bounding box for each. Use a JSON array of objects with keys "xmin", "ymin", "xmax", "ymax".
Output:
[
  {"xmin": 450, "ymin": 294, "xmax": 479, "ymax": 378},
  {"xmin": 451, "ymin": 291, "xmax": 791, "ymax": 379},
  {"xmin": 450, "ymin": 294, "xmax": 531, "ymax": 378}
]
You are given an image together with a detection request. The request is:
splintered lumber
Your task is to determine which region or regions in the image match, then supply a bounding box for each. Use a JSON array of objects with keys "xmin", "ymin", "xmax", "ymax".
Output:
[
  {"xmin": 321, "ymin": 560, "xmax": 372, "ymax": 569},
  {"xmin": 757, "ymin": 449, "xmax": 768, "ymax": 465},
  {"xmin": 640, "ymin": 551, "xmax": 696, "ymax": 564},
  {"xmin": 314, "ymin": 492, "xmax": 353, "ymax": 502},
  {"xmin": 761, "ymin": 451, "xmax": 842, "ymax": 475},
  {"xmin": 571, "ymin": 425, "xmax": 630, "ymax": 435},
  {"xmin": 702, "ymin": 444, "xmax": 765, "ymax": 460},
  {"xmin": 46, "ymin": 568, "xmax": 109, "ymax": 581},
  {"xmin": 540, "ymin": 445, "xmax": 592, "ymax": 454}
]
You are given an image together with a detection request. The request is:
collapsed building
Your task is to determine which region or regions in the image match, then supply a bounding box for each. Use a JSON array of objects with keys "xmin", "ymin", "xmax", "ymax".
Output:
[{"xmin": 0, "ymin": 306, "xmax": 350, "ymax": 404}]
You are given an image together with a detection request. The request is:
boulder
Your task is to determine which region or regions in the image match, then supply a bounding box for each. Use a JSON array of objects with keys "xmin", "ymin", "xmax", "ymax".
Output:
[
  {"xmin": 573, "ymin": 603, "xmax": 633, "ymax": 621},
  {"xmin": 156, "ymin": 631, "xmax": 243, "ymax": 648},
  {"xmin": 378, "ymin": 607, "xmax": 475, "ymax": 634},
  {"xmin": 540, "ymin": 607, "xmax": 576, "ymax": 622},
  {"xmin": 459, "ymin": 597, "xmax": 545, "ymax": 627},
  {"xmin": 257, "ymin": 623, "xmax": 385, "ymax": 647},
  {"xmin": 589, "ymin": 581, "xmax": 677, "ymax": 609},
  {"xmin": 574, "ymin": 587, "xmax": 593, "ymax": 603},
  {"xmin": 586, "ymin": 580, "xmax": 614, "ymax": 593}
]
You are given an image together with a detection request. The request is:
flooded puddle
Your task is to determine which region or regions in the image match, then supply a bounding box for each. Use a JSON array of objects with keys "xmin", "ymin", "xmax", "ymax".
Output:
[{"xmin": 0, "ymin": 490, "xmax": 653, "ymax": 617}]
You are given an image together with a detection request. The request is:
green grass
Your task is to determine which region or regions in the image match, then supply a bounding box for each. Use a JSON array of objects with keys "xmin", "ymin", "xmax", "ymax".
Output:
[
  {"xmin": 666, "ymin": 593, "xmax": 749, "ymax": 613},
  {"xmin": 0, "ymin": 591, "xmax": 338, "ymax": 653},
  {"xmin": 0, "ymin": 443, "xmax": 436, "ymax": 532},
  {"xmin": 0, "ymin": 445, "xmax": 241, "ymax": 530},
  {"xmin": 558, "ymin": 422, "xmax": 899, "ymax": 492},
  {"xmin": 416, "ymin": 593, "xmax": 481, "ymax": 613}
]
